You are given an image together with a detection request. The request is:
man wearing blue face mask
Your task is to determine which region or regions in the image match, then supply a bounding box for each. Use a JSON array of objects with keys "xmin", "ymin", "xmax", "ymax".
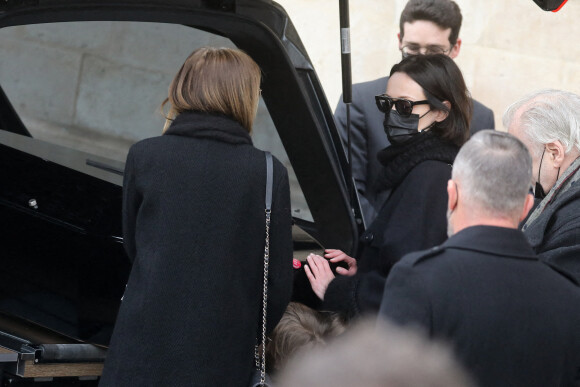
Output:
[
  {"xmin": 505, "ymin": 89, "xmax": 580, "ymax": 282},
  {"xmin": 335, "ymin": 0, "xmax": 494, "ymax": 225}
]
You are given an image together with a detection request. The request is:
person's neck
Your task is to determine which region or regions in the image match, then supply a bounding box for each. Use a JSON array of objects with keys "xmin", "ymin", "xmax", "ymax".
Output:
[
  {"xmin": 561, "ymin": 151, "xmax": 580, "ymax": 177},
  {"xmin": 543, "ymin": 152, "xmax": 580, "ymax": 193},
  {"xmin": 451, "ymin": 208, "xmax": 519, "ymax": 235}
]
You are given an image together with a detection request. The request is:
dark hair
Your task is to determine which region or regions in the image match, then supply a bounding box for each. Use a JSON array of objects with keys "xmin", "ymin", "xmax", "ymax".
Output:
[
  {"xmin": 390, "ymin": 54, "xmax": 472, "ymax": 146},
  {"xmin": 400, "ymin": 0, "xmax": 463, "ymax": 46}
]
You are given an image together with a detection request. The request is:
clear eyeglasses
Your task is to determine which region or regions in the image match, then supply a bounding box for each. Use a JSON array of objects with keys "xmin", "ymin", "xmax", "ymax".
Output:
[{"xmin": 400, "ymin": 45, "xmax": 451, "ymax": 58}]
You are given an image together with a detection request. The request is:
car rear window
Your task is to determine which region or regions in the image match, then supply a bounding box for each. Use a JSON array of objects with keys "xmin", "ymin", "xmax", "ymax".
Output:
[{"xmin": 0, "ymin": 21, "xmax": 313, "ymax": 221}]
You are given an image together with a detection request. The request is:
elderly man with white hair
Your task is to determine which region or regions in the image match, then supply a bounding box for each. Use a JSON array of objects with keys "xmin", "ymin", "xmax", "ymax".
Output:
[
  {"xmin": 504, "ymin": 89, "xmax": 580, "ymax": 281},
  {"xmin": 379, "ymin": 130, "xmax": 580, "ymax": 387}
]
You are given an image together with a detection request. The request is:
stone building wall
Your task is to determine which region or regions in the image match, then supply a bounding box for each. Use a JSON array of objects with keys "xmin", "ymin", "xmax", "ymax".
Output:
[{"xmin": 277, "ymin": 0, "xmax": 580, "ymax": 130}]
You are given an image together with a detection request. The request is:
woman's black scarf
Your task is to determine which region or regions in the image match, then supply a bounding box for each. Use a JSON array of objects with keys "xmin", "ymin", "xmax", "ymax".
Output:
[
  {"xmin": 374, "ymin": 131, "xmax": 459, "ymax": 192},
  {"xmin": 163, "ymin": 111, "xmax": 253, "ymax": 145}
]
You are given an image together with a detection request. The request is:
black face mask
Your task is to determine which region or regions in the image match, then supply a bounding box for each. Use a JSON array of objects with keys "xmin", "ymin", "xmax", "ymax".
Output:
[
  {"xmin": 383, "ymin": 110, "xmax": 431, "ymax": 146},
  {"xmin": 534, "ymin": 182, "xmax": 547, "ymax": 200},
  {"xmin": 535, "ymin": 148, "xmax": 547, "ymax": 199},
  {"xmin": 535, "ymin": 147, "xmax": 560, "ymax": 200}
]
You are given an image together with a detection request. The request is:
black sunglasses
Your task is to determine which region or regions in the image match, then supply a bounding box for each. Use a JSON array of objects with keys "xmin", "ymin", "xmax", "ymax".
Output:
[{"xmin": 375, "ymin": 94, "xmax": 430, "ymax": 117}]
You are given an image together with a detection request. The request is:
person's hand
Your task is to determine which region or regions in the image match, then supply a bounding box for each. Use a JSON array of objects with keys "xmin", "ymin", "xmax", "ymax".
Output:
[
  {"xmin": 324, "ymin": 249, "xmax": 358, "ymax": 276},
  {"xmin": 304, "ymin": 253, "xmax": 335, "ymax": 301}
]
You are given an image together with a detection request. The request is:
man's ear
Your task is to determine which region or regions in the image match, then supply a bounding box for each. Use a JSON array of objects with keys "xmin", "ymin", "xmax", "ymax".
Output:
[
  {"xmin": 449, "ymin": 38, "xmax": 462, "ymax": 59},
  {"xmin": 447, "ymin": 179, "xmax": 458, "ymax": 211},
  {"xmin": 545, "ymin": 141, "xmax": 565, "ymax": 168},
  {"xmin": 397, "ymin": 32, "xmax": 403, "ymax": 50},
  {"xmin": 434, "ymin": 101, "xmax": 452, "ymax": 122},
  {"xmin": 519, "ymin": 193, "xmax": 535, "ymax": 222}
]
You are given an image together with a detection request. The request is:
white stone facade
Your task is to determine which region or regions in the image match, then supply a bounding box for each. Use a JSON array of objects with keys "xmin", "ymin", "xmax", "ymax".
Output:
[{"xmin": 277, "ymin": 0, "xmax": 580, "ymax": 129}]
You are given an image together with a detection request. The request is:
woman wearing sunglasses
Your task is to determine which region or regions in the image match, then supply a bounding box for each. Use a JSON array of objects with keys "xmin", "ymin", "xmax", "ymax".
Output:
[{"xmin": 303, "ymin": 54, "xmax": 472, "ymax": 318}]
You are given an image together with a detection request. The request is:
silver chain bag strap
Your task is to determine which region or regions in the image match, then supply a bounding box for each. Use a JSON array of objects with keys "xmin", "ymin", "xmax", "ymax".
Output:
[{"xmin": 250, "ymin": 151, "xmax": 273, "ymax": 387}]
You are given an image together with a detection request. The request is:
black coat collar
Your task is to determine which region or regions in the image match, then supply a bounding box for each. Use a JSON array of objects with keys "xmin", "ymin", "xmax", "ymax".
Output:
[
  {"xmin": 443, "ymin": 225, "xmax": 537, "ymax": 259},
  {"xmin": 164, "ymin": 111, "xmax": 253, "ymax": 145}
]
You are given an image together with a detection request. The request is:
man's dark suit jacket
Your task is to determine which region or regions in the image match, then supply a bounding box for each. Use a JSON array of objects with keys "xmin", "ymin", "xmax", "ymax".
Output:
[
  {"xmin": 335, "ymin": 76, "xmax": 495, "ymax": 224},
  {"xmin": 379, "ymin": 225, "xmax": 580, "ymax": 387}
]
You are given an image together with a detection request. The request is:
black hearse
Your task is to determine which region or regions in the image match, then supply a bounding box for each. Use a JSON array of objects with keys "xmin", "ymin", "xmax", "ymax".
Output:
[{"xmin": 0, "ymin": 0, "xmax": 361, "ymax": 384}]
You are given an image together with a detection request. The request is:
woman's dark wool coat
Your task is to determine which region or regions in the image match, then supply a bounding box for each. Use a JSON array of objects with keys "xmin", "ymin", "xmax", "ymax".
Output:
[
  {"xmin": 100, "ymin": 112, "xmax": 293, "ymax": 386},
  {"xmin": 321, "ymin": 133, "xmax": 458, "ymax": 318}
]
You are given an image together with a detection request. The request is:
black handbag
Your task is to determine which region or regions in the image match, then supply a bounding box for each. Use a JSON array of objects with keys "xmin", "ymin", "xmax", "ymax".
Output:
[{"xmin": 249, "ymin": 152, "xmax": 274, "ymax": 387}]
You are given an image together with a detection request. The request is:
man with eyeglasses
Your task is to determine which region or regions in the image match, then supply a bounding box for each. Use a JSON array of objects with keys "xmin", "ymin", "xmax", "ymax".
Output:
[
  {"xmin": 504, "ymin": 89, "xmax": 580, "ymax": 282},
  {"xmin": 335, "ymin": 0, "xmax": 494, "ymax": 224}
]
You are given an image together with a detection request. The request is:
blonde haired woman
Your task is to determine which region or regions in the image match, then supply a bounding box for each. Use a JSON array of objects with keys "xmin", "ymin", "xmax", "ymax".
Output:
[{"xmin": 100, "ymin": 47, "xmax": 293, "ymax": 386}]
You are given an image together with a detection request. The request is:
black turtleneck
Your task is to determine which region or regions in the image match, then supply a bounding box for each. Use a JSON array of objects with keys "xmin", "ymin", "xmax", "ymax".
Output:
[{"xmin": 164, "ymin": 111, "xmax": 252, "ymax": 145}]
